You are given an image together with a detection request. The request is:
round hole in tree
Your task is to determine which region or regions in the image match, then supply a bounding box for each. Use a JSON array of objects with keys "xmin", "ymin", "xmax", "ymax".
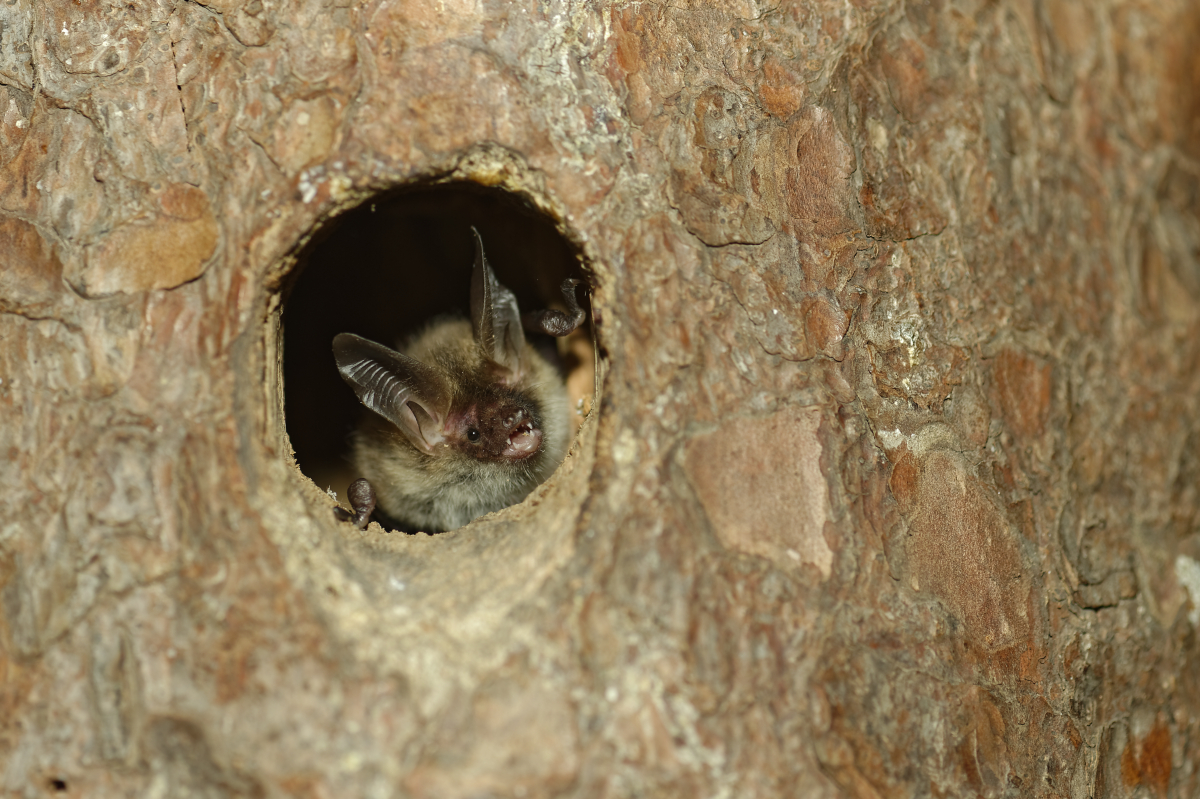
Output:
[{"xmin": 281, "ymin": 183, "xmax": 595, "ymax": 532}]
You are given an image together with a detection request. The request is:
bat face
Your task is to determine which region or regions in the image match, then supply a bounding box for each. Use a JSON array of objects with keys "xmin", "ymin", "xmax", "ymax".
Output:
[
  {"xmin": 444, "ymin": 389, "xmax": 542, "ymax": 462},
  {"xmin": 331, "ymin": 229, "xmax": 577, "ymax": 532}
]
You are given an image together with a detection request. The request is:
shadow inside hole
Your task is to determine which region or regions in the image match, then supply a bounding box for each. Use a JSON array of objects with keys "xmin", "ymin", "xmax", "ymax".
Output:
[{"xmin": 282, "ymin": 183, "xmax": 593, "ymax": 515}]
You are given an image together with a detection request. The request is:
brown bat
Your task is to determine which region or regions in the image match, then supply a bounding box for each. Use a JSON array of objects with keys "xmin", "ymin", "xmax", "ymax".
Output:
[{"xmin": 332, "ymin": 228, "xmax": 586, "ymax": 532}]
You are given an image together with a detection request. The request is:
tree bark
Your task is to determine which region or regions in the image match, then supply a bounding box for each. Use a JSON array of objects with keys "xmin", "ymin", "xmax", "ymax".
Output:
[{"xmin": 2, "ymin": 0, "xmax": 1199, "ymax": 796}]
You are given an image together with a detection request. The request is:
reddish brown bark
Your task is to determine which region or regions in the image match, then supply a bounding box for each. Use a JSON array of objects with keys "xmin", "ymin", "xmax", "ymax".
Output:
[{"xmin": 2, "ymin": 0, "xmax": 1199, "ymax": 796}]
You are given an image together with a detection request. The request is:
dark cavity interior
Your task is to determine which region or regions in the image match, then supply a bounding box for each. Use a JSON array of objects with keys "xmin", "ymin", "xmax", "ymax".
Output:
[{"xmin": 282, "ymin": 183, "xmax": 594, "ymax": 502}]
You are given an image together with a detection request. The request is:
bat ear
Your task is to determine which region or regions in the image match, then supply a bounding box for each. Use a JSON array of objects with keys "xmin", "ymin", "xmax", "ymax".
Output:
[
  {"xmin": 470, "ymin": 228, "xmax": 526, "ymax": 379},
  {"xmin": 332, "ymin": 333, "xmax": 451, "ymax": 453}
]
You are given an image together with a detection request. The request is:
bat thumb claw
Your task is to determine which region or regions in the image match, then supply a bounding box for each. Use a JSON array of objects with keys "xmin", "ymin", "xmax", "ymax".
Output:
[
  {"xmin": 333, "ymin": 478, "xmax": 377, "ymax": 529},
  {"xmin": 521, "ymin": 278, "xmax": 588, "ymax": 337}
]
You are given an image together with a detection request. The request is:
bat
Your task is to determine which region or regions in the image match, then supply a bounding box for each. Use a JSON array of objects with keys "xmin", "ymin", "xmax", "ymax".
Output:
[{"xmin": 331, "ymin": 228, "xmax": 586, "ymax": 532}]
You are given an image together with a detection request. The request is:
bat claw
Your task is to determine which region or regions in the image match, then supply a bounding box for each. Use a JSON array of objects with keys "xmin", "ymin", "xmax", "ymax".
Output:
[
  {"xmin": 334, "ymin": 478, "xmax": 377, "ymax": 529},
  {"xmin": 522, "ymin": 278, "xmax": 587, "ymax": 337}
]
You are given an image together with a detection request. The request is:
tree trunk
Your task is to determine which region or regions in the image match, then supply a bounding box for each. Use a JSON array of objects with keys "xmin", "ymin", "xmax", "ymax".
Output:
[{"xmin": 2, "ymin": 0, "xmax": 1199, "ymax": 796}]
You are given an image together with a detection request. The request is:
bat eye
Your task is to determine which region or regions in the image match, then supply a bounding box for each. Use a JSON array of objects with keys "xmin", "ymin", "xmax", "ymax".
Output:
[{"xmin": 467, "ymin": 427, "xmax": 481, "ymax": 442}]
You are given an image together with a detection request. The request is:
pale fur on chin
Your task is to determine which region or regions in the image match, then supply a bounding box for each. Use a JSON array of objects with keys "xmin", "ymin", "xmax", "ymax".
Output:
[{"xmin": 350, "ymin": 318, "xmax": 569, "ymax": 532}]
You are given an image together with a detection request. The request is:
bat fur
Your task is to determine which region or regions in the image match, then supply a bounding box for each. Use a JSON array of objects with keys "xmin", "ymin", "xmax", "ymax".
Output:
[{"xmin": 332, "ymin": 229, "xmax": 582, "ymax": 532}]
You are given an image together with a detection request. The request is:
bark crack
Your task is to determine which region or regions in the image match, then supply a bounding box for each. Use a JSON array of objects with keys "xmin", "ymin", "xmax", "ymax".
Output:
[
  {"xmin": 167, "ymin": 12, "xmax": 193, "ymax": 157},
  {"xmin": 0, "ymin": 309, "xmax": 82, "ymax": 333}
]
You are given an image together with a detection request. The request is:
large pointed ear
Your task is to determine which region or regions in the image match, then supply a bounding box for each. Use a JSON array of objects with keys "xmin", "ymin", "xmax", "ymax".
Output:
[
  {"xmin": 332, "ymin": 333, "xmax": 451, "ymax": 453},
  {"xmin": 469, "ymin": 228, "xmax": 526, "ymax": 378}
]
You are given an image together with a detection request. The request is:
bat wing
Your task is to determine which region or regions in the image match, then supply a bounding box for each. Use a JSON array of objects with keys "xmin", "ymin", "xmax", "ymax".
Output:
[
  {"xmin": 332, "ymin": 332, "xmax": 451, "ymax": 453},
  {"xmin": 470, "ymin": 228, "xmax": 526, "ymax": 379}
]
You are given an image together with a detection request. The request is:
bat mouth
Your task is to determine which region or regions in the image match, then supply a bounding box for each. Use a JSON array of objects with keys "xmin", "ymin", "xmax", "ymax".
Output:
[{"xmin": 503, "ymin": 421, "xmax": 542, "ymax": 460}]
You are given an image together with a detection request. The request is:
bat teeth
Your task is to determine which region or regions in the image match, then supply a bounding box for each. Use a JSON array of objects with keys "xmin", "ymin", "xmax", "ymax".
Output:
[{"xmin": 504, "ymin": 424, "xmax": 542, "ymax": 458}]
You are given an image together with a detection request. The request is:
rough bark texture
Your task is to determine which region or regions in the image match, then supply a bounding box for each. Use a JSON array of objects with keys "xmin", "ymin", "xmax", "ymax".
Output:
[{"xmin": 2, "ymin": 0, "xmax": 1200, "ymax": 797}]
